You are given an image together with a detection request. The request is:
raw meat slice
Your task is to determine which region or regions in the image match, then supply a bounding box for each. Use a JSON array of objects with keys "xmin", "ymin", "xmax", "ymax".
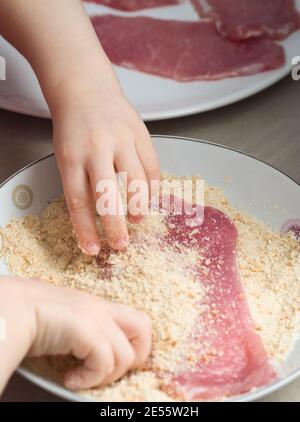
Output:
[
  {"xmin": 163, "ymin": 200, "xmax": 276, "ymax": 399},
  {"xmin": 95, "ymin": 195, "xmax": 276, "ymax": 399},
  {"xmin": 282, "ymin": 219, "xmax": 300, "ymax": 241},
  {"xmin": 91, "ymin": 15, "xmax": 285, "ymax": 82},
  {"xmin": 192, "ymin": 0, "xmax": 300, "ymax": 40},
  {"xmin": 85, "ymin": 0, "xmax": 184, "ymax": 11}
]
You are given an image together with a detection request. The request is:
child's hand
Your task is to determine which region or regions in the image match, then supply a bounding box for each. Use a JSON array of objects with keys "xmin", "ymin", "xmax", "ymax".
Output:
[
  {"xmin": 0, "ymin": 277, "xmax": 152, "ymax": 393},
  {"xmin": 0, "ymin": 0, "xmax": 160, "ymax": 255},
  {"xmin": 29, "ymin": 278, "xmax": 152, "ymax": 390},
  {"xmin": 51, "ymin": 79, "xmax": 160, "ymax": 255}
]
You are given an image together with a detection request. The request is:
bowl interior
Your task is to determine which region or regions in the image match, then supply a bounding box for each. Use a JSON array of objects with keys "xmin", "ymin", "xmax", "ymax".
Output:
[{"xmin": 0, "ymin": 135, "xmax": 299, "ymax": 401}]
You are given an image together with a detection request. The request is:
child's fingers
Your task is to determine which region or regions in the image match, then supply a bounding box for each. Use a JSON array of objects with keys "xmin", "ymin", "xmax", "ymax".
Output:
[
  {"xmin": 135, "ymin": 127, "xmax": 161, "ymax": 194},
  {"xmin": 64, "ymin": 334, "xmax": 115, "ymax": 390},
  {"xmin": 88, "ymin": 158, "xmax": 128, "ymax": 250},
  {"xmin": 60, "ymin": 165, "xmax": 100, "ymax": 255},
  {"xmin": 103, "ymin": 322, "xmax": 136, "ymax": 385},
  {"xmin": 108, "ymin": 303, "xmax": 152, "ymax": 369},
  {"xmin": 114, "ymin": 144, "xmax": 149, "ymax": 223}
]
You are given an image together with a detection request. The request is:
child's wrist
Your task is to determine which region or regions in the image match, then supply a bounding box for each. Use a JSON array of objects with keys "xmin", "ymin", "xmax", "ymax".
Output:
[
  {"xmin": 39, "ymin": 53, "xmax": 122, "ymax": 116},
  {"xmin": 0, "ymin": 277, "xmax": 37, "ymax": 349}
]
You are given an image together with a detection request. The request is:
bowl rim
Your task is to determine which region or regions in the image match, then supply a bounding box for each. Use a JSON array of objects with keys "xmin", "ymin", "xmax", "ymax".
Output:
[
  {"xmin": 1, "ymin": 134, "xmax": 299, "ymax": 402},
  {"xmin": 1, "ymin": 135, "xmax": 299, "ymax": 191}
]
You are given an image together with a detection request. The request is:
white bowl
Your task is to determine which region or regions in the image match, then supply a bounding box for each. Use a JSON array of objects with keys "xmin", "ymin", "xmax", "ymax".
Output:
[{"xmin": 0, "ymin": 135, "xmax": 299, "ymax": 402}]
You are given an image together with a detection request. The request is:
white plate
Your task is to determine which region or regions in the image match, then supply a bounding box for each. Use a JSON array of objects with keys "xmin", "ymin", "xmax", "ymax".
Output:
[
  {"xmin": 0, "ymin": 135, "xmax": 299, "ymax": 402},
  {"xmin": 0, "ymin": 2, "xmax": 299, "ymax": 121}
]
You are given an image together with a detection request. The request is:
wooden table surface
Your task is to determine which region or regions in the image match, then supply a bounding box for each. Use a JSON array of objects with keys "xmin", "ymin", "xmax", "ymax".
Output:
[{"xmin": 0, "ymin": 74, "xmax": 299, "ymax": 402}]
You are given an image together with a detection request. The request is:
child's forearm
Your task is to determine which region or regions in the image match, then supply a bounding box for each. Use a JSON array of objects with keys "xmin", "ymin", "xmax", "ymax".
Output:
[
  {"xmin": 0, "ymin": 0, "xmax": 119, "ymax": 110},
  {"xmin": 0, "ymin": 278, "xmax": 36, "ymax": 394},
  {"xmin": 0, "ymin": 0, "xmax": 160, "ymax": 253}
]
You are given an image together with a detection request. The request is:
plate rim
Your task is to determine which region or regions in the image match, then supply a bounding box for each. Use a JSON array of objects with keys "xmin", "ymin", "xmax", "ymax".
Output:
[
  {"xmin": 1, "ymin": 0, "xmax": 299, "ymax": 122},
  {"xmin": 0, "ymin": 135, "xmax": 299, "ymax": 402},
  {"xmin": 140, "ymin": 66, "xmax": 292, "ymax": 121},
  {"xmin": 0, "ymin": 59, "xmax": 294, "ymax": 122}
]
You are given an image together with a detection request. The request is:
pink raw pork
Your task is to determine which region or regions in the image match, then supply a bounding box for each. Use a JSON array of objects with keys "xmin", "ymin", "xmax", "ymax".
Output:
[
  {"xmin": 192, "ymin": 0, "xmax": 300, "ymax": 40},
  {"xmin": 96, "ymin": 197, "xmax": 276, "ymax": 399},
  {"xmin": 85, "ymin": 0, "xmax": 185, "ymax": 11},
  {"xmin": 282, "ymin": 219, "xmax": 300, "ymax": 241},
  {"xmin": 91, "ymin": 15, "xmax": 285, "ymax": 81},
  {"xmin": 163, "ymin": 201, "xmax": 276, "ymax": 399}
]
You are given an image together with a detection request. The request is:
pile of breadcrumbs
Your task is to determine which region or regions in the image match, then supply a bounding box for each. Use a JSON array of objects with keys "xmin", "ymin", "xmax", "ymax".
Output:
[{"xmin": 4, "ymin": 176, "xmax": 300, "ymax": 401}]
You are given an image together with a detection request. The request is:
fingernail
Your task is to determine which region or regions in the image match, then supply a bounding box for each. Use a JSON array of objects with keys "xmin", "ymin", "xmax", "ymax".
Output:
[
  {"xmin": 129, "ymin": 215, "xmax": 144, "ymax": 224},
  {"xmin": 83, "ymin": 242, "xmax": 100, "ymax": 256},
  {"xmin": 111, "ymin": 236, "xmax": 129, "ymax": 250}
]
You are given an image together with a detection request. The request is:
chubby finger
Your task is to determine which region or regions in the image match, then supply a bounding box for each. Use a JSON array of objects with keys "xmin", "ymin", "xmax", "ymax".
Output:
[
  {"xmin": 88, "ymin": 157, "xmax": 128, "ymax": 250},
  {"xmin": 59, "ymin": 165, "xmax": 100, "ymax": 256},
  {"xmin": 108, "ymin": 303, "xmax": 152, "ymax": 369},
  {"xmin": 135, "ymin": 127, "xmax": 161, "ymax": 197},
  {"xmin": 115, "ymin": 144, "xmax": 149, "ymax": 224},
  {"xmin": 64, "ymin": 334, "xmax": 115, "ymax": 390},
  {"xmin": 103, "ymin": 322, "xmax": 136, "ymax": 385}
]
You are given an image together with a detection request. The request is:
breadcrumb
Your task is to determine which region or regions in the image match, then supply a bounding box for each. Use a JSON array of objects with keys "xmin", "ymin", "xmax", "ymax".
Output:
[{"xmin": 4, "ymin": 175, "xmax": 300, "ymax": 401}]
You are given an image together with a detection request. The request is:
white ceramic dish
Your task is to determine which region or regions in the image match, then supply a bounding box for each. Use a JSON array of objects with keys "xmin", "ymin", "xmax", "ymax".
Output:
[
  {"xmin": 0, "ymin": 1, "xmax": 299, "ymax": 121},
  {"xmin": 0, "ymin": 135, "xmax": 299, "ymax": 402}
]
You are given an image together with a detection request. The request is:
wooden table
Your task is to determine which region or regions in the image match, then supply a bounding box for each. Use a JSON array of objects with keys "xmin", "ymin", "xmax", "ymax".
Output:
[{"xmin": 0, "ymin": 75, "xmax": 299, "ymax": 402}]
